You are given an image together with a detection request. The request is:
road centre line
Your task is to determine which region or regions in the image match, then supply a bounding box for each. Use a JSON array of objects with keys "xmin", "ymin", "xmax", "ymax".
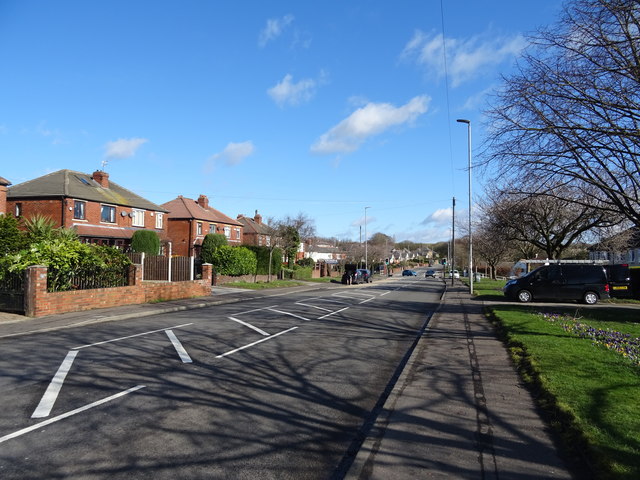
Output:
[
  {"xmin": 72, "ymin": 323, "xmax": 193, "ymax": 349},
  {"xmin": 32, "ymin": 350, "xmax": 78, "ymax": 419},
  {"xmin": 2, "ymin": 386, "xmax": 145, "ymax": 445},
  {"xmin": 165, "ymin": 330, "xmax": 192, "ymax": 363},
  {"xmin": 318, "ymin": 307, "xmax": 349, "ymax": 320},
  {"xmin": 216, "ymin": 327, "xmax": 298, "ymax": 358},
  {"xmin": 228, "ymin": 316, "xmax": 270, "ymax": 336},
  {"xmin": 266, "ymin": 308, "xmax": 310, "ymax": 321}
]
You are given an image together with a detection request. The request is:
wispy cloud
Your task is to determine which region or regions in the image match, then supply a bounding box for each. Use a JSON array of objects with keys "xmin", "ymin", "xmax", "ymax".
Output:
[
  {"xmin": 311, "ymin": 95, "xmax": 429, "ymax": 155},
  {"xmin": 104, "ymin": 138, "xmax": 148, "ymax": 159},
  {"xmin": 422, "ymin": 208, "xmax": 452, "ymax": 225},
  {"xmin": 258, "ymin": 14, "xmax": 294, "ymax": 47},
  {"xmin": 401, "ymin": 30, "xmax": 526, "ymax": 87},
  {"xmin": 267, "ymin": 71, "xmax": 327, "ymax": 107},
  {"xmin": 351, "ymin": 215, "xmax": 376, "ymax": 228},
  {"xmin": 210, "ymin": 141, "xmax": 256, "ymax": 166}
]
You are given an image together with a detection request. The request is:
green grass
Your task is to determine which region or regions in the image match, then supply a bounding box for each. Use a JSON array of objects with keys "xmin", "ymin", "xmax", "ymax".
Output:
[
  {"xmin": 487, "ymin": 304, "xmax": 640, "ymax": 479},
  {"xmin": 223, "ymin": 280, "xmax": 307, "ymax": 290}
]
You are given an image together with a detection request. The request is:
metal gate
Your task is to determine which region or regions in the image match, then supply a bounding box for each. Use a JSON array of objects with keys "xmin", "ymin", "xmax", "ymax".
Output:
[{"xmin": 0, "ymin": 272, "xmax": 25, "ymax": 313}]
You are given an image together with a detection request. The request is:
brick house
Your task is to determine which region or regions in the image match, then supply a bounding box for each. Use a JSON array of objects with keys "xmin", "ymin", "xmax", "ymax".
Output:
[
  {"xmin": 6, "ymin": 169, "xmax": 168, "ymax": 248},
  {"xmin": 236, "ymin": 210, "xmax": 272, "ymax": 247},
  {"xmin": 161, "ymin": 194, "xmax": 243, "ymax": 257},
  {"xmin": 0, "ymin": 176, "xmax": 10, "ymax": 215}
]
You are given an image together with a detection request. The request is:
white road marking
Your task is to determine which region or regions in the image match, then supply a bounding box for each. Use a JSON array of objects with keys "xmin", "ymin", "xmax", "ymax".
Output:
[
  {"xmin": 359, "ymin": 297, "xmax": 375, "ymax": 304},
  {"xmin": 235, "ymin": 305, "xmax": 279, "ymax": 315},
  {"xmin": 3, "ymin": 386, "xmax": 145, "ymax": 444},
  {"xmin": 165, "ymin": 330, "xmax": 192, "ymax": 363},
  {"xmin": 266, "ymin": 308, "xmax": 310, "ymax": 321},
  {"xmin": 380, "ymin": 291, "xmax": 391, "ymax": 296},
  {"xmin": 32, "ymin": 350, "xmax": 78, "ymax": 419},
  {"xmin": 216, "ymin": 327, "xmax": 298, "ymax": 358},
  {"xmin": 295, "ymin": 301, "xmax": 334, "ymax": 313},
  {"xmin": 228, "ymin": 316, "xmax": 270, "ymax": 336},
  {"xmin": 72, "ymin": 323, "xmax": 194, "ymax": 349},
  {"xmin": 318, "ymin": 307, "xmax": 349, "ymax": 320}
]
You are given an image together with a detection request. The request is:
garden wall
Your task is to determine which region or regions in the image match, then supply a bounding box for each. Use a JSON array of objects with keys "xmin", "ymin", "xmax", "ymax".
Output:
[{"xmin": 24, "ymin": 263, "xmax": 213, "ymax": 317}]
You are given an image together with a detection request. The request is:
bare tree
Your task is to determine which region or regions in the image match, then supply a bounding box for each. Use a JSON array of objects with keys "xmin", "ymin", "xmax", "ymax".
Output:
[{"xmin": 483, "ymin": 0, "xmax": 640, "ymax": 227}]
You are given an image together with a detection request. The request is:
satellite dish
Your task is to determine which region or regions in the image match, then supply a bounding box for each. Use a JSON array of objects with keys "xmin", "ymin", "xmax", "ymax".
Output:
[{"xmin": 121, "ymin": 211, "xmax": 128, "ymax": 217}]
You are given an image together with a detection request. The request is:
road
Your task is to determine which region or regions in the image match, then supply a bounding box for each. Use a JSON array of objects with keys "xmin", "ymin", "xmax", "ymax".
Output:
[{"xmin": 0, "ymin": 272, "xmax": 442, "ymax": 479}]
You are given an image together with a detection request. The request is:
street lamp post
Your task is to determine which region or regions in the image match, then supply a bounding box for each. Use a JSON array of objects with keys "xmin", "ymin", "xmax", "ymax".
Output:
[
  {"xmin": 457, "ymin": 118, "xmax": 473, "ymax": 295},
  {"xmin": 364, "ymin": 206, "xmax": 370, "ymax": 270}
]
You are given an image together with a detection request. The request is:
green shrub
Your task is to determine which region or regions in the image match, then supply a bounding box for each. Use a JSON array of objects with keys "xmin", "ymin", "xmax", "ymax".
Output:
[
  {"xmin": 245, "ymin": 246, "xmax": 283, "ymax": 275},
  {"xmin": 281, "ymin": 265, "xmax": 312, "ymax": 280},
  {"xmin": 131, "ymin": 230, "xmax": 160, "ymax": 255},
  {"xmin": 0, "ymin": 214, "xmax": 26, "ymax": 256},
  {"xmin": 296, "ymin": 257, "xmax": 315, "ymax": 268},
  {"xmin": 212, "ymin": 245, "xmax": 257, "ymax": 276},
  {"xmin": 201, "ymin": 234, "xmax": 228, "ymax": 264}
]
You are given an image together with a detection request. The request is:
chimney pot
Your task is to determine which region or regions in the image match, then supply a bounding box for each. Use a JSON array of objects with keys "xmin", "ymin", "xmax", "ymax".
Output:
[
  {"xmin": 92, "ymin": 170, "xmax": 109, "ymax": 188},
  {"xmin": 197, "ymin": 194, "xmax": 209, "ymax": 209}
]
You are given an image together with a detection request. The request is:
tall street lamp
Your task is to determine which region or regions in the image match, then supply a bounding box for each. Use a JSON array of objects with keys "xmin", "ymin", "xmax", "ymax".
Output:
[
  {"xmin": 457, "ymin": 118, "xmax": 473, "ymax": 295},
  {"xmin": 364, "ymin": 206, "xmax": 370, "ymax": 270}
]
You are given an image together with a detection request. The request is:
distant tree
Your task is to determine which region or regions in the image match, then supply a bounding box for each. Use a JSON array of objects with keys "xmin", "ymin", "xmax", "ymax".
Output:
[
  {"xmin": 369, "ymin": 232, "xmax": 394, "ymax": 247},
  {"xmin": 131, "ymin": 230, "xmax": 160, "ymax": 255},
  {"xmin": 201, "ymin": 233, "xmax": 228, "ymax": 264}
]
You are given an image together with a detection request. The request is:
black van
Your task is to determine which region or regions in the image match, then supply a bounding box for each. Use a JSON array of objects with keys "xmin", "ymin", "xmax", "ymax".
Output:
[
  {"xmin": 503, "ymin": 264, "xmax": 610, "ymax": 305},
  {"xmin": 604, "ymin": 264, "xmax": 633, "ymax": 298}
]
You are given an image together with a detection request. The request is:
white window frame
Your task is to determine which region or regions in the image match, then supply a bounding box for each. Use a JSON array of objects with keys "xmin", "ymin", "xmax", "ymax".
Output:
[
  {"xmin": 197, "ymin": 222, "xmax": 203, "ymax": 235},
  {"xmin": 132, "ymin": 209, "xmax": 145, "ymax": 227},
  {"xmin": 73, "ymin": 200, "xmax": 86, "ymax": 220},
  {"xmin": 155, "ymin": 213, "xmax": 163, "ymax": 229},
  {"xmin": 224, "ymin": 226, "xmax": 231, "ymax": 238},
  {"xmin": 235, "ymin": 228, "xmax": 241, "ymax": 240}
]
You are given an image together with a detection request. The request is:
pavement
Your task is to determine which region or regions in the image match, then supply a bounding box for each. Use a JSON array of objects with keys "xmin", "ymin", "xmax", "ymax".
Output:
[{"xmin": 0, "ymin": 278, "xmax": 576, "ymax": 479}]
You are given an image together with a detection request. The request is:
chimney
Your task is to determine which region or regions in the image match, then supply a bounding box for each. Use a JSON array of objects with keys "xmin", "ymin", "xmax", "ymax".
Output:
[
  {"xmin": 197, "ymin": 194, "xmax": 209, "ymax": 209},
  {"xmin": 254, "ymin": 210, "xmax": 262, "ymax": 225},
  {"xmin": 0, "ymin": 176, "xmax": 11, "ymax": 215},
  {"xmin": 92, "ymin": 170, "xmax": 109, "ymax": 188}
]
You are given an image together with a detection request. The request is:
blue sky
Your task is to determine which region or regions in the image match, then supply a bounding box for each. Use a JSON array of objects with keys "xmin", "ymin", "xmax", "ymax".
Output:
[{"xmin": 0, "ymin": 0, "xmax": 563, "ymax": 243}]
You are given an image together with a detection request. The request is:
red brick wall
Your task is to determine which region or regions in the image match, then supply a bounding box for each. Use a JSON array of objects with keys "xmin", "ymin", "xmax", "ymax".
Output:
[
  {"xmin": 7, "ymin": 198, "xmax": 64, "ymax": 225},
  {"xmin": 24, "ymin": 264, "xmax": 213, "ymax": 318},
  {"xmin": 0, "ymin": 184, "xmax": 7, "ymax": 215}
]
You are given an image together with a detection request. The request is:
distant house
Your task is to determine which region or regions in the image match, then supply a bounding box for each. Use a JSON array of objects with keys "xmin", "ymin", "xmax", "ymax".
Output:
[
  {"xmin": 161, "ymin": 194, "xmax": 243, "ymax": 257},
  {"xmin": 303, "ymin": 242, "xmax": 347, "ymax": 263},
  {"xmin": 6, "ymin": 169, "xmax": 168, "ymax": 248},
  {"xmin": 236, "ymin": 210, "xmax": 272, "ymax": 247},
  {"xmin": 0, "ymin": 176, "xmax": 10, "ymax": 215},
  {"xmin": 588, "ymin": 227, "xmax": 640, "ymax": 266}
]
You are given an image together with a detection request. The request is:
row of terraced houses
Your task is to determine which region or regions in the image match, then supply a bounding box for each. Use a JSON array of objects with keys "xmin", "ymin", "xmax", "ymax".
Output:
[{"xmin": 0, "ymin": 169, "xmax": 272, "ymax": 256}]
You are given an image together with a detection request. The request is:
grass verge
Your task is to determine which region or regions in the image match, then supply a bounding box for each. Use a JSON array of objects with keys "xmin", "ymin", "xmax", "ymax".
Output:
[
  {"xmin": 223, "ymin": 280, "xmax": 306, "ymax": 290},
  {"xmin": 486, "ymin": 303, "xmax": 640, "ymax": 479}
]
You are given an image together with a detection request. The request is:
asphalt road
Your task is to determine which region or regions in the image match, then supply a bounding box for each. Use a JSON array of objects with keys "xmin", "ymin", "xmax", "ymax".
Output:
[{"xmin": 0, "ymin": 273, "xmax": 442, "ymax": 479}]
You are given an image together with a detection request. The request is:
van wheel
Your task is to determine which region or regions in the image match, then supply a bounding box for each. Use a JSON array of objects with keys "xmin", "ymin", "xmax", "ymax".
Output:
[
  {"xmin": 517, "ymin": 290, "xmax": 532, "ymax": 303},
  {"xmin": 583, "ymin": 291, "xmax": 599, "ymax": 305}
]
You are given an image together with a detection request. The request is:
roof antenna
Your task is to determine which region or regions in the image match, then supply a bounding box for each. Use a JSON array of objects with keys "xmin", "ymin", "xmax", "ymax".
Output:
[{"xmin": 101, "ymin": 159, "xmax": 108, "ymax": 171}]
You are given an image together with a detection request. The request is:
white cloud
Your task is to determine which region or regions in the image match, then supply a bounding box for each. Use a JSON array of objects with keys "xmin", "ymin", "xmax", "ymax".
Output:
[
  {"xmin": 423, "ymin": 208, "xmax": 452, "ymax": 225},
  {"xmin": 104, "ymin": 138, "xmax": 148, "ymax": 159},
  {"xmin": 351, "ymin": 215, "xmax": 376, "ymax": 228},
  {"xmin": 258, "ymin": 14, "xmax": 294, "ymax": 47},
  {"xmin": 210, "ymin": 141, "xmax": 255, "ymax": 166},
  {"xmin": 311, "ymin": 95, "xmax": 430, "ymax": 155},
  {"xmin": 268, "ymin": 74, "xmax": 316, "ymax": 107},
  {"xmin": 401, "ymin": 30, "xmax": 526, "ymax": 87}
]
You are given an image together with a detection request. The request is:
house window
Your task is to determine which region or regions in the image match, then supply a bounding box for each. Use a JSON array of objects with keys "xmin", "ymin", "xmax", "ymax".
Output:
[
  {"xmin": 101, "ymin": 205, "xmax": 116, "ymax": 223},
  {"xmin": 224, "ymin": 226, "xmax": 231, "ymax": 238},
  {"xmin": 132, "ymin": 209, "xmax": 145, "ymax": 227},
  {"xmin": 15, "ymin": 203, "xmax": 22, "ymax": 217},
  {"xmin": 197, "ymin": 222, "xmax": 203, "ymax": 235},
  {"xmin": 235, "ymin": 229, "xmax": 241, "ymax": 240},
  {"xmin": 209, "ymin": 223, "xmax": 216, "ymax": 233},
  {"xmin": 73, "ymin": 200, "xmax": 86, "ymax": 220},
  {"xmin": 266, "ymin": 236, "xmax": 271, "ymax": 247},
  {"xmin": 155, "ymin": 213, "xmax": 163, "ymax": 229}
]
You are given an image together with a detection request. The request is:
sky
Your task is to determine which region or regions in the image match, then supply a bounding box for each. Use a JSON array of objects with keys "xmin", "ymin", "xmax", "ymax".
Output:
[{"xmin": 0, "ymin": 0, "xmax": 564, "ymax": 244}]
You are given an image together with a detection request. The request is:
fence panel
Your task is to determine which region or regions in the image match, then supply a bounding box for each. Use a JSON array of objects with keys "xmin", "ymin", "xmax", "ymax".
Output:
[
  {"xmin": 144, "ymin": 255, "xmax": 169, "ymax": 281},
  {"xmin": 171, "ymin": 256, "xmax": 193, "ymax": 281}
]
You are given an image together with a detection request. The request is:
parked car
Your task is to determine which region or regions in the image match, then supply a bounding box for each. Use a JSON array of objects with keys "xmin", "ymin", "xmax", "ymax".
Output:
[
  {"xmin": 452, "ymin": 270, "xmax": 460, "ymax": 279},
  {"xmin": 604, "ymin": 264, "xmax": 633, "ymax": 298},
  {"xmin": 357, "ymin": 268, "xmax": 372, "ymax": 283},
  {"xmin": 425, "ymin": 269, "xmax": 436, "ymax": 278},
  {"xmin": 402, "ymin": 270, "xmax": 417, "ymax": 276},
  {"xmin": 503, "ymin": 264, "xmax": 609, "ymax": 305}
]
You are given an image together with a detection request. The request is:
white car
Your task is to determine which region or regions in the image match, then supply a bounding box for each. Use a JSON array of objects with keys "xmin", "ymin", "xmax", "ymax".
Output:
[{"xmin": 452, "ymin": 270, "xmax": 460, "ymax": 279}]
